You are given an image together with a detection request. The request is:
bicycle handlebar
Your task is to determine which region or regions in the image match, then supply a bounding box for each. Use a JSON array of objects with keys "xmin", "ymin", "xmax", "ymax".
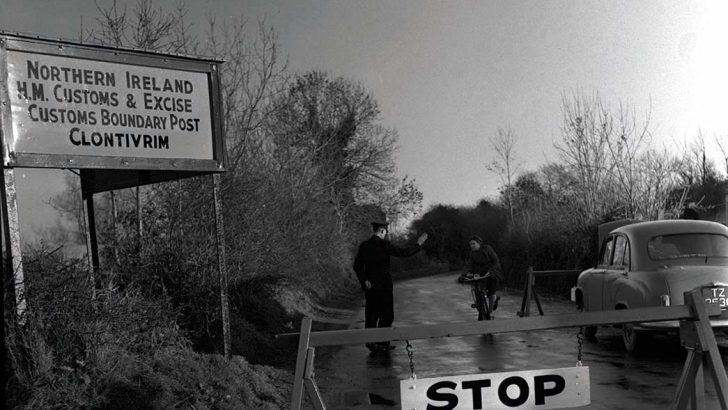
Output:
[{"xmin": 460, "ymin": 272, "xmax": 492, "ymax": 282}]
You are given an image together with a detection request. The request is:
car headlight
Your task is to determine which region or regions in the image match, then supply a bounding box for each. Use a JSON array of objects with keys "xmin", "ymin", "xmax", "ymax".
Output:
[{"xmin": 660, "ymin": 294, "xmax": 671, "ymax": 307}]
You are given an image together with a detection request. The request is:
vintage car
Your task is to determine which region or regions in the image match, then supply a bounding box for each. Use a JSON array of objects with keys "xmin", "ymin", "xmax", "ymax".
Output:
[{"xmin": 573, "ymin": 219, "xmax": 728, "ymax": 352}]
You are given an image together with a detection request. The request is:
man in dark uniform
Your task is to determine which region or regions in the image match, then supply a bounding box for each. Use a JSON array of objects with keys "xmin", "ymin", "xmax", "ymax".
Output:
[{"xmin": 353, "ymin": 220, "xmax": 428, "ymax": 352}]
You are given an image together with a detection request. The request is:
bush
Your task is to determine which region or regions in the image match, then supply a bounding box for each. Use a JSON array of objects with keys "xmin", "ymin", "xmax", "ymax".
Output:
[{"xmin": 5, "ymin": 249, "xmax": 290, "ymax": 409}]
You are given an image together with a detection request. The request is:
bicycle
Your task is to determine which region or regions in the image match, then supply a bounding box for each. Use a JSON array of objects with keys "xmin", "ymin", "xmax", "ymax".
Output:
[{"xmin": 461, "ymin": 272, "xmax": 493, "ymax": 321}]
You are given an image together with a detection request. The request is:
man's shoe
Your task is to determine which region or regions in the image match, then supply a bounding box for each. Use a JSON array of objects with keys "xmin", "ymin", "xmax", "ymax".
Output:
[
  {"xmin": 369, "ymin": 393, "xmax": 397, "ymax": 405},
  {"xmin": 371, "ymin": 343, "xmax": 395, "ymax": 352}
]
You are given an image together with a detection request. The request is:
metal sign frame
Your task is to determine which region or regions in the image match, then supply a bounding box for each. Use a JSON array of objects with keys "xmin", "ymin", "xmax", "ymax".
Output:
[{"xmin": 0, "ymin": 32, "xmax": 232, "ymax": 369}]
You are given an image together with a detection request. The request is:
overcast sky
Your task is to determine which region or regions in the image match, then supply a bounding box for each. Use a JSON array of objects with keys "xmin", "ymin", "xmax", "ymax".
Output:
[{"xmin": 3, "ymin": 0, "xmax": 728, "ymax": 242}]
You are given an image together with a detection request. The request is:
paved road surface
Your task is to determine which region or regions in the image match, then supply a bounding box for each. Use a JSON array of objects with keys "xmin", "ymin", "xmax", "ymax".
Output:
[{"xmin": 308, "ymin": 271, "xmax": 727, "ymax": 409}]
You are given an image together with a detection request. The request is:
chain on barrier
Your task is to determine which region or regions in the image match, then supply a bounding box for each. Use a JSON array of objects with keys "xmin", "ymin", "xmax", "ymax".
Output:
[
  {"xmin": 576, "ymin": 326, "xmax": 585, "ymax": 367},
  {"xmin": 406, "ymin": 340, "xmax": 416, "ymax": 380}
]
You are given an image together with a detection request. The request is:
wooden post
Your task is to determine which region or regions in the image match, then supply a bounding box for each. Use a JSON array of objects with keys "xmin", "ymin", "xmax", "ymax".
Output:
[
  {"xmin": 303, "ymin": 347, "xmax": 326, "ymax": 410},
  {"xmin": 532, "ymin": 276, "xmax": 544, "ymax": 316},
  {"xmin": 693, "ymin": 363, "xmax": 705, "ymax": 410},
  {"xmin": 212, "ymin": 174, "xmax": 231, "ymax": 359},
  {"xmin": 518, "ymin": 267, "xmax": 544, "ymax": 316},
  {"xmin": 80, "ymin": 171, "xmax": 99, "ymax": 302},
  {"xmin": 686, "ymin": 290, "xmax": 728, "ymax": 409},
  {"xmin": 2, "ymin": 167, "xmax": 25, "ymax": 321},
  {"xmin": 519, "ymin": 269, "xmax": 578, "ymax": 317},
  {"xmin": 519, "ymin": 267, "xmax": 534, "ymax": 317},
  {"xmin": 672, "ymin": 289, "xmax": 728, "ymax": 409},
  {"xmin": 291, "ymin": 317, "xmax": 313, "ymax": 410},
  {"xmin": 672, "ymin": 349, "xmax": 705, "ymax": 410}
]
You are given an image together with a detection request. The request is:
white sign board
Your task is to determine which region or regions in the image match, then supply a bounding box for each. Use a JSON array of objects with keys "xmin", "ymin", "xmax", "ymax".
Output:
[
  {"xmin": 400, "ymin": 367, "xmax": 590, "ymax": 410},
  {"xmin": 6, "ymin": 50, "xmax": 213, "ymax": 160}
]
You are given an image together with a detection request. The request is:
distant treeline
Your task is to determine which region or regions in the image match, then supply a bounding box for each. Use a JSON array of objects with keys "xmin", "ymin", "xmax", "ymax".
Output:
[{"xmin": 404, "ymin": 98, "xmax": 728, "ymax": 294}]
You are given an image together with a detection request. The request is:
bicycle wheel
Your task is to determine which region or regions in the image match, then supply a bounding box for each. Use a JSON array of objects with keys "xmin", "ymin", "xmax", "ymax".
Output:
[
  {"xmin": 476, "ymin": 288, "xmax": 488, "ymax": 321},
  {"xmin": 481, "ymin": 289, "xmax": 492, "ymax": 320},
  {"xmin": 470, "ymin": 287, "xmax": 481, "ymax": 320}
]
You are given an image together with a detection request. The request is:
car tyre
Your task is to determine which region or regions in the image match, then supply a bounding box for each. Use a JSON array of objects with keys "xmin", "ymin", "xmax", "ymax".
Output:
[{"xmin": 622, "ymin": 324, "xmax": 642, "ymax": 353}]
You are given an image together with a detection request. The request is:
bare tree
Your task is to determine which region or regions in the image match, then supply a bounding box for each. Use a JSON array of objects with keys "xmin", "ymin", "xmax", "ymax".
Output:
[
  {"xmin": 204, "ymin": 16, "xmax": 289, "ymax": 174},
  {"xmin": 606, "ymin": 101, "xmax": 652, "ymax": 218},
  {"xmin": 634, "ymin": 148, "xmax": 682, "ymax": 219},
  {"xmin": 377, "ymin": 176, "xmax": 424, "ymax": 235},
  {"xmin": 88, "ymin": 0, "xmax": 197, "ymax": 237},
  {"xmin": 716, "ymin": 135, "xmax": 728, "ymax": 177},
  {"xmin": 486, "ymin": 127, "xmax": 522, "ymax": 224},
  {"xmin": 675, "ymin": 130, "xmax": 719, "ymax": 186},
  {"xmin": 555, "ymin": 90, "xmax": 616, "ymax": 226},
  {"xmin": 269, "ymin": 72, "xmax": 409, "ymax": 233}
]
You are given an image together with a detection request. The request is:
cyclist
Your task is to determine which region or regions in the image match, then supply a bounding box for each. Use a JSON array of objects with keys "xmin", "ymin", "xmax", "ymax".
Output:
[{"xmin": 463, "ymin": 236, "xmax": 503, "ymax": 317}]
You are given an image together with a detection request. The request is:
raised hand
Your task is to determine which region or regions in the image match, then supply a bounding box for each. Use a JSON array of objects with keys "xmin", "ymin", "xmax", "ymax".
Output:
[{"xmin": 417, "ymin": 232, "xmax": 429, "ymax": 246}]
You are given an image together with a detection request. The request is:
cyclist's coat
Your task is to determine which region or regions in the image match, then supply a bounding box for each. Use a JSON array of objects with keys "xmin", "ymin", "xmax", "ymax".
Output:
[{"xmin": 467, "ymin": 244, "xmax": 503, "ymax": 281}]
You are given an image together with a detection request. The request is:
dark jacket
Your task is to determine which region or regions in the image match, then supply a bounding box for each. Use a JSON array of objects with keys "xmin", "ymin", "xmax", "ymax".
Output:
[
  {"xmin": 466, "ymin": 244, "xmax": 503, "ymax": 280},
  {"xmin": 353, "ymin": 235, "xmax": 421, "ymax": 291}
]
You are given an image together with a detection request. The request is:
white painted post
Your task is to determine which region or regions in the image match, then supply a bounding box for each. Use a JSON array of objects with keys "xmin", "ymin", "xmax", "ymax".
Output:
[{"xmin": 2, "ymin": 167, "xmax": 26, "ymax": 322}]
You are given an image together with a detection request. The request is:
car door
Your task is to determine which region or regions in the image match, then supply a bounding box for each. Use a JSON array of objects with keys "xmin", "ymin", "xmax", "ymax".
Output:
[
  {"xmin": 602, "ymin": 234, "xmax": 630, "ymax": 309},
  {"xmin": 583, "ymin": 235, "xmax": 614, "ymax": 311}
]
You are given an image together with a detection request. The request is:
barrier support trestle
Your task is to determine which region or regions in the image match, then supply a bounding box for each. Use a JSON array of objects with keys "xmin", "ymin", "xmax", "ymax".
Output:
[
  {"xmin": 518, "ymin": 267, "xmax": 580, "ymax": 317},
  {"xmin": 291, "ymin": 317, "xmax": 326, "ymax": 410},
  {"xmin": 671, "ymin": 290, "xmax": 728, "ymax": 410}
]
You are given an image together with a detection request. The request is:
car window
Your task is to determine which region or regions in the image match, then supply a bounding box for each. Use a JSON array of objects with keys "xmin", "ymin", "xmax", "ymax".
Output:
[
  {"xmin": 599, "ymin": 236, "xmax": 614, "ymax": 266},
  {"xmin": 648, "ymin": 233, "xmax": 728, "ymax": 261},
  {"xmin": 612, "ymin": 235, "xmax": 628, "ymax": 268}
]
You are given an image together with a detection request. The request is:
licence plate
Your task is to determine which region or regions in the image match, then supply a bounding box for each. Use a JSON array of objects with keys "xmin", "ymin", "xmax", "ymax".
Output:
[{"xmin": 702, "ymin": 286, "xmax": 728, "ymax": 310}]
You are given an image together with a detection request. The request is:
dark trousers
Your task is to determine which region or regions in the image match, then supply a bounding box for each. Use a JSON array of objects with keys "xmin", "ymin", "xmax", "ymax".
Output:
[{"xmin": 364, "ymin": 289, "xmax": 394, "ymax": 329}]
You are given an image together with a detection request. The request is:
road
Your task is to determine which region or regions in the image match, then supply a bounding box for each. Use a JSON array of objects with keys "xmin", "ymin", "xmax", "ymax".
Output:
[{"xmin": 308, "ymin": 271, "xmax": 727, "ymax": 409}]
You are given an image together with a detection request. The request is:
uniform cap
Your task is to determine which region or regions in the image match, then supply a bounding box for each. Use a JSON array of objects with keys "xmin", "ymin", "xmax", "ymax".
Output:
[{"xmin": 371, "ymin": 220, "xmax": 390, "ymax": 229}]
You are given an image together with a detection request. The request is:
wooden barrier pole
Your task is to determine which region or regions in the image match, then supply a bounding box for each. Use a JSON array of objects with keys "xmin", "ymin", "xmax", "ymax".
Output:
[{"xmin": 278, "ymin": 304, "xmax": 721, "ymax": 347}]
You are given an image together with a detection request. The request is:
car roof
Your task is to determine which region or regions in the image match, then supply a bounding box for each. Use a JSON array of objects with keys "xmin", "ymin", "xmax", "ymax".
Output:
[
  {"xmin": 608, "ymin": 220, "xmax": 728, "ymax": 269},
  {"xmin": 611, "ymin": 219, "xmax": 728, "ymax": 238}
]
